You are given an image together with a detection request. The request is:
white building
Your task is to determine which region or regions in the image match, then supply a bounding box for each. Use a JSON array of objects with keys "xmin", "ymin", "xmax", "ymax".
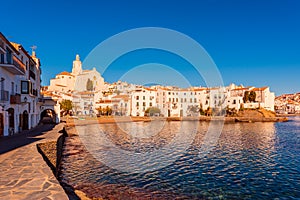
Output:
[
  {"xmin": 131, "ymin": 87, "xmax": 156, "ymax": 116},
  {"xmin": 99, "ymin": 82, "xmax": 276, "ymax": 117},
  {"xmin": 46, "ymin": 54, "xmax": 105, "ymax": 115},
  {"xmin": 0, "ymin": 32, "xmax": 42, "ymax": 136}
]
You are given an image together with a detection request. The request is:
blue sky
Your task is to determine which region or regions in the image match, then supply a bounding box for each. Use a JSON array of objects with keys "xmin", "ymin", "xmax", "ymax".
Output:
[{"xmin": 1, "ymin": 0, "xmax": 299, "ymax": 95}]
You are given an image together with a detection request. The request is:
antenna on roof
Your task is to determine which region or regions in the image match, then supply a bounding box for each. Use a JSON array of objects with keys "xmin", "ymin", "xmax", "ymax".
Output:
[{"xmin": 30, "ymin": 45, "xmax": 37, "ymax": 57}]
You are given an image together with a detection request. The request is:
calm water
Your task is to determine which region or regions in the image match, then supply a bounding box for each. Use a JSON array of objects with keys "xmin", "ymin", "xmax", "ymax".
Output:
[{"xmin": 60, "ymin": 117, "xmax": 300, "ymax": 199}]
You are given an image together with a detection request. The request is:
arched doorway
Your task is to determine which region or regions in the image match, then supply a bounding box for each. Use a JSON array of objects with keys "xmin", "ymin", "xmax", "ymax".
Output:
[
  {"xmin": 7, "ymin": 108, "xmax": 14, "ymax": 135},
  {"xmin": 40, "ymin": 109, "xmax": 56, "ymax": 124},
  {"xmin": 0, "ymin": 113, "xmax": 3, "ymax": 136},
  {"xmin": 22, "ymin": 110, "xmax": 28, "ymax": 130}
]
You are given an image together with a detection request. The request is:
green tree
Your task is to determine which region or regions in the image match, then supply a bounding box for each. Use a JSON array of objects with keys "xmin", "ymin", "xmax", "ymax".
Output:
[
  {"xmin": 145, "ymin": 107, "xmax": 161, "ymax": 116},
  {"xmin": 60, "ymin": 100, "xmax": 73, "ymax": 114},
  {"xmin": 205, "ymin": 107, "xmax": 212, "ymax": 116},
  {"xmin": 249, "ymin": 91, "xmax": 256, "ymax": 102},
  {"xmin": 199, "ymin": 103, "xmax": 205, "ymax": 115},
  {"xmin": 243, "ymin": 91, "xmax": 250, "ymax": 103},
  {"xmin": 102, "ymin": 106, "xmax": 112, "ymax": 116},
  {"xmin": 86, "ymin": 78, "xmax": 93, "ymax": 91},
  {"xmin": 96, "ymin": 106, "xmax": 103, "ymax": 115}
]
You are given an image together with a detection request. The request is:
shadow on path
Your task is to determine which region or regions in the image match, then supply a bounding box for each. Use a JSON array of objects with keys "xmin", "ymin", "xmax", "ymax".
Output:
[{"xmin": 0, "ymin": 124, "xmax": 56, "ymax": 154}]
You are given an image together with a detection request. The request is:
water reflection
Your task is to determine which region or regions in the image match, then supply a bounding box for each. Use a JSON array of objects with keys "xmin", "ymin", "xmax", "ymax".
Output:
[
  {"xmin": 60, "ymin": 119, "xmax": 300, "ymax": 199},
  {"xmin": 78, "ymin": 121, "xmax": 198, "ymax": 173}
]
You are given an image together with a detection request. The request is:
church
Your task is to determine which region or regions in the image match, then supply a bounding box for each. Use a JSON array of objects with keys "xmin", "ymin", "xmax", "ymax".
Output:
[
  {"xmin": 48, "ymin": 54, "xmax": 104, "ymax": 93},
  {"xmin": 47, "ymin": 54, "xmax": 105, "ymax": 115}
]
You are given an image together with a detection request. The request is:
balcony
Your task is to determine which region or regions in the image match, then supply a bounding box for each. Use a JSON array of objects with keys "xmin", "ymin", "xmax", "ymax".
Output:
[
  {"xmin": 0, "ymin": 55, "xmax": 25, "ymax": 75},
  {"xmin": 0, "ymin": 90, "xmax": 9, "ymax": 102},
  {"xmin": 10, "ymin": 93, "xmax": 21, "ymax": 104}
]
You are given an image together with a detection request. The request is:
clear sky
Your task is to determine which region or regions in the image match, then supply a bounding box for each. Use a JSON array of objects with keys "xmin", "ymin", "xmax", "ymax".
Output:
[{"xmin": 1, "ymin": 0, "xmax": 299, "ymax": 95}]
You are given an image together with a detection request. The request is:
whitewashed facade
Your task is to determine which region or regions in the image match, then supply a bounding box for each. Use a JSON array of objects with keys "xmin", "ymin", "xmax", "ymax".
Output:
[
  {"xmin": 45, "ymin": 55, "xmax": 105, "ymax": 115},
  {"xmin": 0, "ymin": 32, "xmax": 42, "ymax": 136},
  {"xmin": 96, "ymin": 83, "xmax": 276, "ymax": 117}
]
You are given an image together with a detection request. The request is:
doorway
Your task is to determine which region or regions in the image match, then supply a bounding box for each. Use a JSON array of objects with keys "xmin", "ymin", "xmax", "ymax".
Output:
[
  {"xmin": 22, "ymin": 110, "xmax": 28, "ymax": 130},
  {"xmin": 0, "ymin": 113, "xmax": 3, "ymax": 136},
  {"xmin": 7, "ymin": 108, "xmax": 14, "ymax": 135}
]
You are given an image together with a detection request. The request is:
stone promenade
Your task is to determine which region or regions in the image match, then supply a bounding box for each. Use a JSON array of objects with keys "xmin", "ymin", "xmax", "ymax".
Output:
[{"xmin": 0, "ymin": 123, "xmax": 69, "ymax": 200}]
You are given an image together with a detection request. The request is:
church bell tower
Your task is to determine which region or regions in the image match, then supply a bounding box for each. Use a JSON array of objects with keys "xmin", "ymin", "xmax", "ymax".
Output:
[{"xmin": 72, "ymin": 54, "xmax": 82, "ymax": 76}]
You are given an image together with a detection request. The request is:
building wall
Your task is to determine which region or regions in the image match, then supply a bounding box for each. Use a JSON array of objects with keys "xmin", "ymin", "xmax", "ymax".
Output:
[
  {"xmin": 131, "ymin": 89, "xmax": 156, "ymax": 116},
  {"xmin": 0, "ymin": 33, "xmax": 42, "ymax": 136}
]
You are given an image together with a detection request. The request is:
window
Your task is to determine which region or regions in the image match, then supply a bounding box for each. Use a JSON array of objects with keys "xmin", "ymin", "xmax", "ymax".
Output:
[
  {"xmin": 190, "ymin": 98, "xmax": 192, "ymax": 103},
  {"xmin": 21, "ymin": 81, "xmax": 29, "ymax": 94},
  {"xmin": 0, "ymin": 77, "xmax": 4, "ymax": 91},
  {"xmin": 0, "ymin": 54, "xmax": 4, "ymax": 63},
  {"xmin": 150, "ymin": 102, "xmax": 152, "ymax": 107},
  {"xmin": 136, "ymin": 96, "xmax": 139, "ymax": 100},
  {"xmin": 233, "ymin": 100, "xmax": 236, "ymax": 104},
  {"xmin": 143, "ymin": 102, "xmax": 146, "ymax": 106},
  {"xmin": 143, "ymin": 96, "xmax": 145, "ymax": 100},
  {"xmin": 6, "ymin": 48, "xmax": 12, "ymax": 64},
  {"xmin": 11, "ymin": 82, "xmax": 14, "ymax": 95},
  {"xmin": 194, "ymin": 98, "xmax": 197, "ymax": 103}
]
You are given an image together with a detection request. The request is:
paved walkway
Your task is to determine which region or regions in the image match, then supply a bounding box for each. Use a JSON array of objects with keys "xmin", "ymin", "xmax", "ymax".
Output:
[{"xmin": 0, "ymin": 123, "xmax": 69, "ymax": 200}]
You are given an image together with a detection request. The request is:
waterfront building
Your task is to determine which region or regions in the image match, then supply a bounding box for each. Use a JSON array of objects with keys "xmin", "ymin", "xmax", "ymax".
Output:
[
  {"xmin": 95, "ymin": 82, "xmax": 276, "ymax": 117},
  {"xmin": 0, "ymin": 32, "xmax": 42, "ymax": 136},
  {"xmin": 45, "ymin": 58, "xmax": 276, "ymax": 118},
  {"xmin": 131, "ymin": 87, "xmax": 156, "ymax": 116},
  {"xmin": 275, "ymin": 92, "xmax": 300, "ymax": 114}
]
